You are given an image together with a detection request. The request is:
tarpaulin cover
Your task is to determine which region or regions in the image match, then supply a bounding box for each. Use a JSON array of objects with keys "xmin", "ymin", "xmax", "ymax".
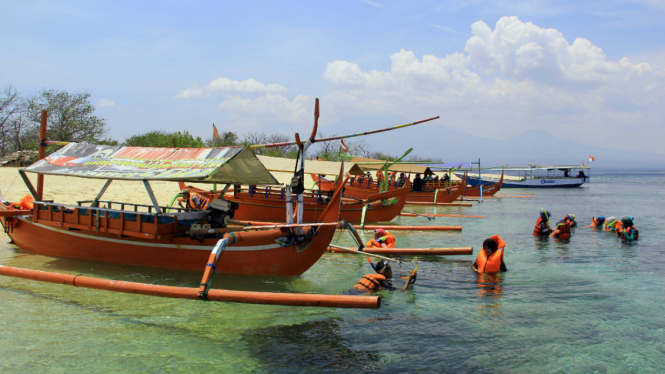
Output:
[
  {"xmin": 257, "ymin": 155, "xmax": 364, "ymax": 177},
  {"xmin": 24, "ymin": 143, "xmax": 278, "ymax": 184}
]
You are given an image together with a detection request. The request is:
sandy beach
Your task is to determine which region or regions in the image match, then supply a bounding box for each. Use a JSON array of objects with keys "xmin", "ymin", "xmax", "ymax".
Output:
[{"xmin": 0, "ymin": 167, "xmax": 208, "ymax": 208}]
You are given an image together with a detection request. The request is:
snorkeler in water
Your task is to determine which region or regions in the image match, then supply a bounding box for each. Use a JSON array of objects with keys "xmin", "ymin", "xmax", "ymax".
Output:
[
  {"xmin": 354, "ymin": 260, "xmax": 416, "ymax": 292},
  {"xmin": 533, "ymin": 210, "xmax": 552, "ymax": 236}
]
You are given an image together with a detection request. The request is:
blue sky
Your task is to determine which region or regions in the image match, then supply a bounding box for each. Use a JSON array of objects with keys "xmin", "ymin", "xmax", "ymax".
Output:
[{"xmin": 2, "ymin": 0, "xmax": 664, "ymax": 155}]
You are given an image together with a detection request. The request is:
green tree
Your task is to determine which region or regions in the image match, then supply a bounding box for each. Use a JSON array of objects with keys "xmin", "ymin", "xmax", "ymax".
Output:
[
  {"xmin": 124, "ymin": 130, "xmax": 205, "ymax": 148},
  {"xmin": 28, "ymin": 89, "xmax": 107, "ymax": 143},
  {"xmin": 205, "ymin": 131, "xmax": 239, "ymax": 147}
]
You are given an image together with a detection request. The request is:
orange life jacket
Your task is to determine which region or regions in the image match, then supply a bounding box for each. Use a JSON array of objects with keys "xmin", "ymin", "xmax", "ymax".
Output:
[
  {"xmin": 554, "ymin": 222, "xmax": 571, "ymax": 239},
  {"xmin": 621, "ymin": 226, "xmax": 639, "ymax": 241},
  {"xmin": 365, "ymin": 233, "xmax": 395, "ymax": 248},
  {"xmin": 187, "ymin": 193, "xmax": 209, "ymax": 210},
  {"xmin": 354, "ymin": 273, "xmax": 387, "ymax": 291},
  {"xmin": 533, "ymin": 217, "xmax": 548, "ymax": 236},
  {"xmin": 591, "ymin": 217, "xmax": 604, "ymax": 227},
  {"xmin": 8, "ymin": 195, "xmax": 34, "ymax": 210},
  {"xmin": 476, "ymin": 235, "xmax": 506, "ymax": 274}
]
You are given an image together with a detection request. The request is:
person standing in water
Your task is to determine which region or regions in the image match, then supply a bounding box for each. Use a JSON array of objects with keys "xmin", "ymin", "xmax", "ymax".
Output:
[
  {"xmin": 472, "ymin": 236, "xmax": 507, "ymax": 274},
  {"xmin": 533, "ymin": 210, "xmax": 552, "ymax": 236}
]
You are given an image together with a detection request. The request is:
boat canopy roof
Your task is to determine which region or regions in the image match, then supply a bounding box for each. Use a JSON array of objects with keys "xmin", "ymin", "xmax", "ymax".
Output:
[
  {"xmin": 23, "ymin": 143, "xmax": 278, "ymax": 184},
  {"xmin": 490, "ymin": 164, "xmax": 591, "ymax": 171},
  {"xmin": 349, "ymin": 157, "xmax": 433, "ymax": 175},
  {"xmin": 257, "ymin": 155, "xmax": 364, "ymax": 176},
  {"xmin": 426, "ymin": 162, "xmax": 472, "ymax": 170}
]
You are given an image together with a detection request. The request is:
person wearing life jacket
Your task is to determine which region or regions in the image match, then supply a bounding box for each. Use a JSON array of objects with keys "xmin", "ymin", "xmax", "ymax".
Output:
[
  {"xmin": 354, "ymin": 260, "xmax": 416, "ymax": 292},
  {"xmin": 365, "ymin": 229, "xmax": 396, "ymax": 248},
  {"xmin": 533, "ymin": 210, "xmax": 552, "ymax": 236},
  {"xmin": 617, "ymin": 217, "xmax": 639, "ymax": 241},
  {"xmin": 603, "ymin": 216, "xmax": 619, "ymax": 232},
  {"xmin": 550, "ymin": 220, "xmax": 572, "ymax": 239},
  {"xmin": 472, "ymin": 235, "xmax": 507, "ymax": 274},
  {"xmin": 563, "ymin": 214, "xmax": 577, "ymax": 228},
  {"xmin": 589, "ymin": 216, "xmax": 606, "ymax": 228},
  {"xmin": 178, "ymin": 189, "xmax": 210, "ymax": 210}
]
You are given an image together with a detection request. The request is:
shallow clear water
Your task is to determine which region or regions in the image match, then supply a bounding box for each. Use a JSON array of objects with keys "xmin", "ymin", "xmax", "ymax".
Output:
[{"xmin": 1, "ymin": 171, "xmax": 664, "ymax": 373}]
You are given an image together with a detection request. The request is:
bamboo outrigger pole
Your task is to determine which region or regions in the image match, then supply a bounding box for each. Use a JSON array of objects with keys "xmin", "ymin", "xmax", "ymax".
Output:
[
  {"xmin": 0, "ymin": 265, "xmax": 380, "ymax": 309},
  {"xmin": 248, "ymin": 115, "xmax": 440, "ymax": 150}
]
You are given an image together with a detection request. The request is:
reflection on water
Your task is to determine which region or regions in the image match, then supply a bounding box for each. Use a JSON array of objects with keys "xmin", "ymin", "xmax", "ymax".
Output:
[
  {"xmin": 475, "ymin": 273, "xmax": 503, "ymax": 299},
  {"xmin": 244, "ymin": 318, "xmax": 382, "ymax": 372}
]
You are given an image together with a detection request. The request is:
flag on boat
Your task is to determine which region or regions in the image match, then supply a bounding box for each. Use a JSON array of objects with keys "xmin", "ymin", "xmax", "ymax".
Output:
[
  {"xmin": 213, "ymin": 124, "xmax": 221, "ymax": 140},
  {"xmin": 589, "ymin": 155, "xmax": 595, "ymax": 162},
  {"xmin": 340, "ymin": 139, "xmax": 348, "ymax": 152}
]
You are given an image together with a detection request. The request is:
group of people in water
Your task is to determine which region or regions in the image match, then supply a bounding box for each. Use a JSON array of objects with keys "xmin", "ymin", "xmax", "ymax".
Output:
[
  {"xmin": 588, "ymin": 215, "xmax": 639, "ymax": 241},
  {"xmin": 354, "ymin": 209, "xmax": 640, "ymax": 292},
  {"xmin": 354, "ymin": 229, "xmax": 507, "ymax": 292},
  {"xmin": 533, "ymin": 210, "xmax": 638, "ymax": 241}
]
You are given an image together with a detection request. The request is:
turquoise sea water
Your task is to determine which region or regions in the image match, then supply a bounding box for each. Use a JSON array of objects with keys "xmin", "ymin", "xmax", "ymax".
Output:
[{"xmin": 1, "ymin": 171, "xmax": 664, "ymax": 373}]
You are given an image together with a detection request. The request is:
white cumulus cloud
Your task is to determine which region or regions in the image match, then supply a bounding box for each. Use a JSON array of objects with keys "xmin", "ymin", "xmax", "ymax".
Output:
[
  {"xmin": 319, "ymin": 16, "xmax": 664, "ymax": 151},
  {"xmin": 98, "ymin": 98, "xmax": 115, "ymax": 107},
  {"xmin": 176, "ymin": 77, "xmax": 288, "ymax": 99}
]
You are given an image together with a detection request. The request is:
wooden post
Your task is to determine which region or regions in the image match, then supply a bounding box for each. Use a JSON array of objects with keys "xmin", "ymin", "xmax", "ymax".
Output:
[{"xmin": 37, "ymin": 110, "xmax": 47, "ymax": 200}]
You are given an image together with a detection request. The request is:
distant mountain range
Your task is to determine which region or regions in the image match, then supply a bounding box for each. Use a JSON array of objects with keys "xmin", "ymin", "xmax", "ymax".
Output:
[{"xmin": 322, "ymin": 116, "xmax": 665, "ymax": 170}]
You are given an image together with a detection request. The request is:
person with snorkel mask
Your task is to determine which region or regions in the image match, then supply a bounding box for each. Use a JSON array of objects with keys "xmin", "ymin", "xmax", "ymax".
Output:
[
  {"xmin": 354, "ymin": 260, "xmax": 417, "ymax": 292},
  {"xmin": 533, "ymin": 210, "xmax": 553, "ymax": 236}
]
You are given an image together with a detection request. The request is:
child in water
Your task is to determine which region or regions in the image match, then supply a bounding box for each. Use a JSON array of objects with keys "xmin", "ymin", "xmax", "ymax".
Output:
[
  {"xmin": 472, "ymin": 236, "xmax": 507, "ymax": 274},
  {"xmin": 354, "ymin": 260, "xmax": 417, "ymax": 292}
]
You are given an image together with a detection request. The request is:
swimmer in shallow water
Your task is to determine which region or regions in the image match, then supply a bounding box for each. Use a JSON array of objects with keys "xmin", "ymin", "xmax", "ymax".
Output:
[
  {"xmin": 589, "ymin": 216, "xmax": 605, "ymax": 228},
  {"xmin": 617, "ymin": 217, "xmax": 639, "ymax": 241},
  {"xmin": 353, "ymin": 260, "xmax": 416, "ymax": 292},
  {"xmin": 472, "ymin": 236, "xmax": 507, "ymax": 274}
]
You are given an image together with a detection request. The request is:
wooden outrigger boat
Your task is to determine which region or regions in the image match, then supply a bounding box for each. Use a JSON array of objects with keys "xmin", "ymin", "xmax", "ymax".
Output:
[
  {"xmin": 315, "ymin": 173, "xmax": 468, "ymax": 205},
  {"xmin": 0, "ymin": 142, "xmax": 349, "ymax": 276},
  {"xmin": 459, "ymin": 169, "xmax": 504, "ymax": 198},
  {"xmin": 178, "ymin": 182, "xmax": 410, "ymax": 225}
]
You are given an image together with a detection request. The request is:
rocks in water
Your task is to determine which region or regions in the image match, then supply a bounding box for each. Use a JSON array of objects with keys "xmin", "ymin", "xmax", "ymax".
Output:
[{"xmin": 0, "ymin": 151, "xmax": 38, "ymax": 167}]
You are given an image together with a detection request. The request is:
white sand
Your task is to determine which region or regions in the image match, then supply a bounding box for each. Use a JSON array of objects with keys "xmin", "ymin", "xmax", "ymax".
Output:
[{"xmin": 0, "ymin": 167, "xmax": 211, "ymax": 207}]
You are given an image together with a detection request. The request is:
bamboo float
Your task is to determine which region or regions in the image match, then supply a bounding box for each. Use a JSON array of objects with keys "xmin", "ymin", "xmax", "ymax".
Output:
[
  {"xmin": 483, "ymin": 196, "xmax": 535, "ymax": 199},
  {"xmin": 399, "ymin": 213, "xmax": 485, "ymax": 218},
  {"xmin": 329, "ymin": 246, "xmax": 473, "ymax": 256},
  {"xmin": 0, "ymin": 265, "xmax": 380, "ymax": 309},
  {"xmin": 327, "ymin": 244, "xmax": 398, "ymax": 262},
  {"xmin": 232, "ymin": 221, "xmax": 461, "ymax": 231},
  {"xmin": 406, "ymin": 202, "xmax": 473, "ymax": 207},
  {"xmin": 360, "ymin": 225, "xmax": 462, "ymax": 231}
]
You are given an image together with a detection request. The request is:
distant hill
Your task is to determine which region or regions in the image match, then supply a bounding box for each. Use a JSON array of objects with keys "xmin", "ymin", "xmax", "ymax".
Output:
[{"xmin": 322, "ymin": 116, "xmax": 665, "ymax": 170}]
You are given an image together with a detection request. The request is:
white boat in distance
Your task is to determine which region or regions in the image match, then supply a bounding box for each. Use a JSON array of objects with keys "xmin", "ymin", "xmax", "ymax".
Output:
[{"xmin": 457, "ymin": 165, "xmax": 590, "ymax": 188}]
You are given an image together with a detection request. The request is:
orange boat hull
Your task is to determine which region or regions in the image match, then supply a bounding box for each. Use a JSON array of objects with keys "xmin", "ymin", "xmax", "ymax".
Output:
[
  {"xmin": 1, "ymin": 216, "xmax": 336, "ymax": 276},
  {"xmin": 317, "ymin": 176, "xmax": 466, "ymax": 204}
]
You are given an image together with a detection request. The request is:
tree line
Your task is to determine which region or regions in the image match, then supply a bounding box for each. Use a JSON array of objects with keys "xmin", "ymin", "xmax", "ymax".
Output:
[{"xmin": 1, "ymin": 86, "xmax": 437, "ymax": 162}]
